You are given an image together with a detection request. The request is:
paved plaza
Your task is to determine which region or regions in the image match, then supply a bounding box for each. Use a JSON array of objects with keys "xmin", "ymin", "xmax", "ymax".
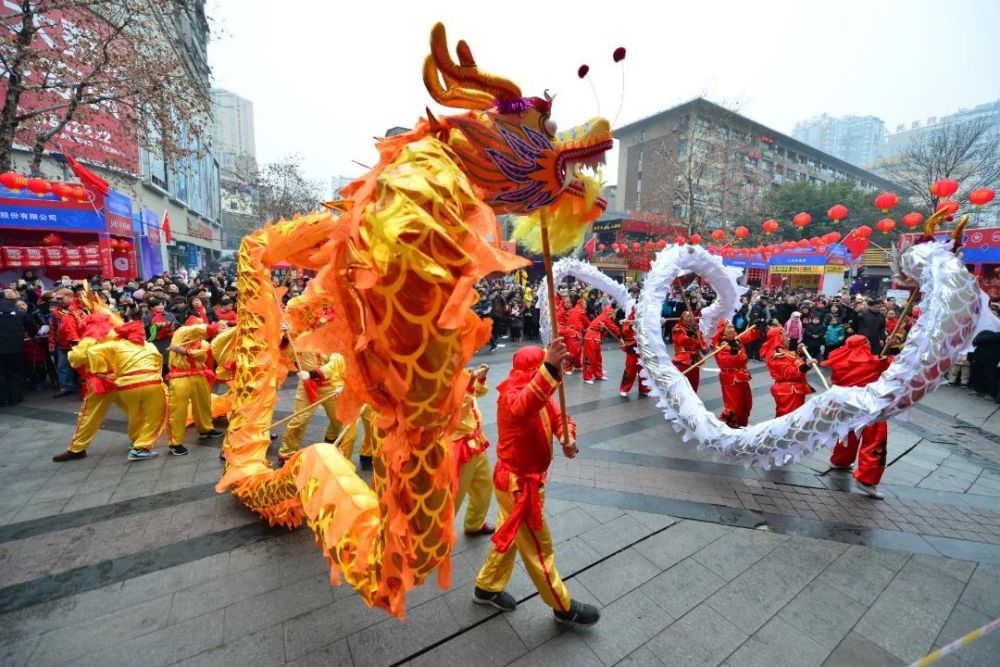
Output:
[{"xmin": 2, "ymin": 343, "xmax": 1000, "ymax": 666}]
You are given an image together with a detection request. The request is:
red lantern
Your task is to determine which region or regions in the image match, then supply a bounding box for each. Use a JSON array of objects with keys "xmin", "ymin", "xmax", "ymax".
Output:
[
  {"xmin": 826, "ymin": 204, "xmax": 848, "ymax": 223},
  {"xmin": 936, "ymin": 199, "xmax": 959, "ymax": 220},
  {"xmin": 901, "ymin": 211, "xmax": 924, "ymax": 228},
  {"xmin": 109, "ymin": 239, "xmax": 121, "ymax": 250},
  {"xmin": 52, "ymin": 182, "xmax": 74, "ymax": 201},
  {"xmin": 823, "ymin": 231, "xmax": 841, "ymax": 244},
  {"xmin": 646, "ymin": 241, "xmax": 655, "ymax": 251},
  {"xmin": 808, "ymin": 236, "xmax": 821, "ymax": 246},
  {"xmin": 70, "ymin": 185, "xmax": 87, "ymax": 201},
  {"xmin": 26, "ymin": 178, "xmax": 51, "ymax": 197},
  {"xmin": 875, "ymin": 192, "xmax": 899, "ymax": 212},
  {"xmin": 856, "ymin": 225, "xmax": 873, "ymax": 238},
  {"xmin": 597, "ymin": 243, "xmax": 606, "ymax": 252},
  {"xmin": 761, "ymin": 219, "xmax": 779, "ymax": 234},
  {"xmin": 0, "ymin": 171, "xmax": 27, "ymax": 192},
  {"xmin": 689, "ymin": 233, "xmax": 702, "ymax": 245},
  {"xmin": 876, "ymin": 218, "xmax": 896, "ymax": 233},
  {"xmin": 969, "ymin": 188, "xmax": 996, "ymax": 208},
  {"xmin": 930, "ymin": 178, "xmax": 959, "ymax": 198},
  {"xmin": 734, "ymin": 226, "xmax": 749, "ymax": 239},
  {"xmin": 796, "ymin": 239, "xmax": 809, "ymax": 248},
  {"xmin": 792, "ymin": 212, "xmax": 811, "ymax": 228},
  {"xmin": 711, "ymin": 229, "xmax": 725, "ymax": 242},
  {"xmin": 631, "ymin": 242, "xmax": 641, "ymax": 251}
]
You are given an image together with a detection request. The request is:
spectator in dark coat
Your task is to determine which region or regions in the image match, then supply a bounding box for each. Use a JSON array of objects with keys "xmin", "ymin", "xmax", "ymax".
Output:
[
  {"xmin": 0, "ymin": 289, "xmax": 30, "ymax": 405},
  {"xmin": 852, "ymin": 302, "xmax": 887, "ymax": 354},
  {"xmin": 970, "ymin": 330, "xmax": 1000, "ymax": 399}
]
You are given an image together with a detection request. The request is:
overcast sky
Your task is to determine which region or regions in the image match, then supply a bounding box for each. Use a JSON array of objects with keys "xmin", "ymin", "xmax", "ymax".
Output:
[{"xmin": 207, "ymin": 0, "xmax": 1000, "ymax": 195}]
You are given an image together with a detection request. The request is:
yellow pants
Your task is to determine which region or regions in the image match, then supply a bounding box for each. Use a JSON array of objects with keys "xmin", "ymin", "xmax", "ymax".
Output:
[
  {"xmin": 475, "ymin": 486, "xmax": 571, "ymax": 612},
  {"xmin": 339, "ymin": 405, "xmax": 377, "ymax": 460},
  {"xmin": 169, "ymin": 376, "xmax": 213, "ymax": 444},
  {"xmin": 120, "ymin": 383, "xmax": 167, "ymax": 450},
  {"xmin": 279, "ymin": 381, "xmax": 355, "ymax": 459},
  {"xmin": 69, "ymin": 390, "xmax": 124, "ymax": 453},
  {"xmin": 455, "ymin": 451, "xmax": 493, "ymax": 532}
]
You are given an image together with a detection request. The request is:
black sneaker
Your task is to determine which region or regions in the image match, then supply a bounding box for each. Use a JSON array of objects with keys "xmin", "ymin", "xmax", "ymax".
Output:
[
  {"xmin": 169, "ymin": 445, "xmax": 189, "ymax": 456},
  {"xmin": 358, "ymin": 455, "xmax": 373, "ymax": 471},
  {"xmin": 553, "ymin": 600, "xmax": 600, "ymax": 627},
  {"xmin": 473, "ymin": 587, "xmax": 516, "ymax": 612},
  {"xmin": 199, "ymin": 429, "xmax": 224, "ymax": 440},
  {"xmin": 53, "ymin": 450, "xmax": 87, "ymax": 462}
]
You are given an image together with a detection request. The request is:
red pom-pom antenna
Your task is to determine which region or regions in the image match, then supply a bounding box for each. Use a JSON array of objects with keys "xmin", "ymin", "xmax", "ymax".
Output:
[
  {"xmin": 613, "ymin": 47, "xmax": 626, "ymax": 63},
  {"xmin": 577, "ymin": 64, "xmax": 589, "ymax": 79}
]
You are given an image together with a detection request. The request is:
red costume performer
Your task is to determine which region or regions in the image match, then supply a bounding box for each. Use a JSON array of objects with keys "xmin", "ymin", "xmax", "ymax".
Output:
[
  {"xmin": 714, "ymin": 322, "xmax": 760, "ymax": 427},
  {"xmin": 562, "ymin": 300, "xmax": 589, "ymax": 374},
  {"xmin": 762, "ymin": 326, "xmax": 814, "ymax": 417},
  {"xmin": 582, "ymin": 304, "xmax": 620, "ymax": 383},
  {"xmin": 619, "ymin": 307, "xmax": 650, "ymax": 397},
  {"xmin": 823, "ymin": 335, "xmax": 893, "ymax": 497},
  {"xmin": 672, "ymin": 312, "xmax": 706, "ymax": 392}
]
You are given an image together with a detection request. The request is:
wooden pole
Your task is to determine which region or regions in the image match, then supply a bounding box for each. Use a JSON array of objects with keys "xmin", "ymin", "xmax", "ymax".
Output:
[
  {"xmin": 880, "ymin": 289, "xmax": 916, "ymax": 358},
  {"xmin": 540, "ymin": 217, "xmax": 572, "ymax": 447},
  {"xmin": 682, "ymin": 326, "xmax": 757, "ymax": 375},
  {"xmin": 270, "ymin": 388, "xmax": 343, "ymax": 430},
  {"xmin": 800, "ymin": 346, "xmax": 831, "ymax": 390}
]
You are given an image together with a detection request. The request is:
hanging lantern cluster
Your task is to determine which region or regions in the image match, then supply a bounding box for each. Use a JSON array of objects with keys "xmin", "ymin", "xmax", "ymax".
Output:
[{"xmin": 0, "ymin": 171, "xmax": 87, "ymax": 201}]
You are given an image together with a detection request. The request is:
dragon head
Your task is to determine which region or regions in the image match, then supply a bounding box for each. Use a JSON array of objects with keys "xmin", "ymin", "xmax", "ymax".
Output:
[{"xmin": 423, "ymin": 23, "xmax": 612, "ymax": 219}]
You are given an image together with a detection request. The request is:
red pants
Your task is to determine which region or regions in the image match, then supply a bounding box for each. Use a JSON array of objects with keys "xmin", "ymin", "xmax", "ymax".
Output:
[
  {"xmin": 830, "ymin": 422, "xmax": 888, "ymax": 486},
  {"xmin": 582, "ymin": 338, "xmax": 604, "ymax": 381},
  {"xmin": 772, "ymin": 388, "xmax": 806, "ymax": 417},
  {"xmin": 674, "ymin": 360, "xmax": 700, "ymax": 392},
  {"xmin": 564, "ymin": 331, "xmax": 583, "ymax": 372},
  {"xmin": 620, "ymin": 352, "xmax": 649, "ymax": 395},
  {"xmin": 720, "ymin": 381, "xmax": 752, "ymax": 427}
]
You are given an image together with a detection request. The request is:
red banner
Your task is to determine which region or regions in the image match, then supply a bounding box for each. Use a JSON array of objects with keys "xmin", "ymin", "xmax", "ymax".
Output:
[
  {"xmin": 82, "ymin": 244, "xmax": 101, "ymax": 267},
  {"xmin": 63, "ymin": 247, "xmax": 84, "ymax": 267},
  {"xmin": 2, "ymin": 247, "xmax": 27, "ymax": 267},
  {"xmin": 24, "ymin": 247, "xmax": 44, "ymax": 266},
  {"xmin": 42, "ymin": 246, "xmax": 65, "ymax": 266}
]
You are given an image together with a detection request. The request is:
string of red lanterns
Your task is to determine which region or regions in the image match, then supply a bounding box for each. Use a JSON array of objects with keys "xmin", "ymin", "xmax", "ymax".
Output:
[{"xmin": 0, "ymin": 171, "xmax": 89, "ymax": 201}]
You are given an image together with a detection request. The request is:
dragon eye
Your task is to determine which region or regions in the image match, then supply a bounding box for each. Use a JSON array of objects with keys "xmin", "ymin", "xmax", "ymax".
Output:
[{"xmin": 543, "ymin": 117, "xmax": 558, "ymax": 137}]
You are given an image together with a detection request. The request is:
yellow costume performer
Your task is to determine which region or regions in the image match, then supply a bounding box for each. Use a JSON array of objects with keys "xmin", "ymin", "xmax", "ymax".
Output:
[
  {"xmin": 453, "ymin": 364, "xmax": 494, "ymax": 535},
  {"xmin": 209, "ymin": 325, "xmax": 239, "ymax": 418},
  {"xmin": 85, "ymin": 321, "xmax": 167, "ymax": 460},
  {"xmin": 167, "ymin": 323, "xmax": 225, "ymax": 455},
  {"xmin": 52, "ymin": 313, "xmax": 123, "ymax": 462},
  {"xmin": 278, "ymin": 352, "xmax": 356, "ymax": 462}
]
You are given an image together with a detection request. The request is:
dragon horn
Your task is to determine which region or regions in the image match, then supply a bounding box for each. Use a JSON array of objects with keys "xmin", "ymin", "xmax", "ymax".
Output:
[
  {"xmin": 423, "ymin": 55, "xmax": 494, "ymax": 110},
  {"xmin": 951, "ymin": 214, "xmax": 969, "ymax": 242},
  {"xmin": 425, "ymin": 23, "xmax": 522, "ymax": 108},
  {"xmin": 922, "ymin": 208, "xmax": 948, "ymax": 238}
]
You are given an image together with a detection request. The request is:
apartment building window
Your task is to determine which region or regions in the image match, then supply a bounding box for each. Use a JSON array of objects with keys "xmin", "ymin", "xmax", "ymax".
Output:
[
  {"xmin": 762, "ymin": 159, "xmax": 773, "ymax": 172},
  {"xmin": 677, "ymin": 139, "xmax": 688, "ymax": 157},
  {"xmin": 640, "ymin": 129, "xmax": 646, "ymax": 141},
  {"xmin": 673, "ymin": 203, "xmax": 686, "ymax": 218},
  {"xmin": 637, "ymin": 148, "xmax": 644, "ymax": 172}
]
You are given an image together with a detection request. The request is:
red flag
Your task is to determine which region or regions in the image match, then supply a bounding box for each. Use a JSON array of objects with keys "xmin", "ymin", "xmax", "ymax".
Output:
[
  {"xmin": 161, "ymin": 211, "xmax": 173, "ymax": 243},
  {"xmin": 584, "ymin": 235, "xmax": 597, "ymax": 260},
  {"xmin": 63, "ymin": 151, "xmax": 110, "ymax": 197}
]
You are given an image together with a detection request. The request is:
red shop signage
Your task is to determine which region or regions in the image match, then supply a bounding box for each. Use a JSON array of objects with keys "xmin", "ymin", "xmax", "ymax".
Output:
[
  {"xmin": 63, "ymin": 246, "xmax": 84, "ymax": 266},
  {"xmin": 82, "ymin": 244, "xmax": 101, "ymax": 267},
  {"xmin": 42, "ymin": 246, "xmax": 65, "ymax": 266},
  {"xmin": 2, "ymin": 246, "xmax": 27, "ymax": 267}
]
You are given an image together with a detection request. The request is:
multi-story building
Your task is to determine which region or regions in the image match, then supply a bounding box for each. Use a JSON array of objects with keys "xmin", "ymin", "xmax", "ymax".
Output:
[
  {"xmin": 884, "ymin": 100, "xmax": 1000, "ymax": 158},
  {"xmin": 211, "ymin": 89, "xmax": 257, "ymax": 182},
  {"xmin": 791, "ymin": 114, "xmax": 886, "ymax": 168},
  {"xmin": 614, "ymin": 98, "xmax": 900, "ymax": 232}
]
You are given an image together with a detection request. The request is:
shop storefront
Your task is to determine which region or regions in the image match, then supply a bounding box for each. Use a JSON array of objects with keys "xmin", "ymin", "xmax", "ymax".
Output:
[
  {"xmin": 723, "ymin": 246, "xmax": 849, "ymax": 296},
  {"xmin": 0, "ymin": 177, "xmax": 139, "ymax": 285},
  {"xmin": 902, "ymin": 227, "xmax": 1000, "ymax": 300}
]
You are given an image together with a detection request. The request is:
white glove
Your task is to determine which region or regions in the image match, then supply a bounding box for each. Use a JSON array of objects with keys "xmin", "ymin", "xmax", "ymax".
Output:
[{"xmin": 298, "ymin": 371, "xmax": 310, "ymax": 381}]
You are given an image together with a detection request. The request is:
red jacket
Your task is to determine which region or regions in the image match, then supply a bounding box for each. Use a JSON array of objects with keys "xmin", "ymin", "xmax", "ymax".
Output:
[
  {"xmin": 585, "ymin": 306, "xmax": 621, "ymax": 343},
  {"xmin": 52, "ymin": 307, "xmax": 82, "ymax": 351},
  {"xmin": 672, "ymin": 323, "xmax": 705, "ymax": 365},
  {"xmin": 566, "ymin": 303, "xmax": 589, "ymax": 333},
  {"xmin": 766, "ymin": 351, "xmax": 814, "ymax": 396},
  {"xmin": 495, "ymin": 364, "xmax": 576, "ymax": 476}
]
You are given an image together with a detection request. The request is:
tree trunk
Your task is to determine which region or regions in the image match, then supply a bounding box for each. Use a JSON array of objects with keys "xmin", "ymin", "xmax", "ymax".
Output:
[{"xmin": 0, "ymin": 1, "xmax": 37, "ymax": 172}]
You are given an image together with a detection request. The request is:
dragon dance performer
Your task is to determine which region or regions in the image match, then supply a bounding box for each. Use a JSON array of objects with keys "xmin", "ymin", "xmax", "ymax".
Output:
[
  {"xmin": 619, "ymin": 306, "xmax": 651, "ymax": 398},
  {"xmin": 582, "ymin": 302, "xmax": 621, "ymax": 384},
  {"xmin": 338, "ymin": 405, "xmax": 379, "ymax": 470},
  {"xmin": 166, "ymin": 322, "xmax": 226, "ymax": 455},
  {"xmin": 452, "ymin": 363, "xmax": 495, "ymax": 536},
  {"xmin": 278, "ymin": 351, "xmax": 356, "ymax": 464},
  {"xmin": 562, "ymin": 297, "xmax": 588, "ymax": 375},
  {"xmin": 824, "ymin": 335, "xmax": 894, "ymax": 499},
  {"xmin": 473, "ymin": 340, "xmax": 600, "ymax": 628},
  {"xmin": 52, "ymin": 313, "xmax": 123, "ymax": 462},
  {"xmin": 84, "ymin": 321, "xmax": 167, "ymax": 461},
  {"xmin": 672, "ymin": 310, "xmax": 707, "ymax": 392},
  {"xmin": 209, "ymin": 324, "xmax": 239, "ymax": 418},
  {"xmin": 714, "ymin": 321, "xmax": 761, "ymax": 428},
  {"xmin": 761, "ymin": 326, "xmax": 814, "ymax": 418}
]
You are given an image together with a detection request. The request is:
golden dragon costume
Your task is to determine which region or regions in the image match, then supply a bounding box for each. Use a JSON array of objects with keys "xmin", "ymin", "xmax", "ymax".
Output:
[{"xmin": 217, "ymin": 23, "xmax": 612, "ymax": 618}]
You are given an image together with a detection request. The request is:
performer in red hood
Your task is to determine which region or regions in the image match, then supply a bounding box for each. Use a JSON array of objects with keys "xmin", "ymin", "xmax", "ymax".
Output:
[
  {"xmin": 619, "ymin": 306, "xmax": 650, "ymax": 398},
  {"xmin": 714, "ymin": 321, "xmax": 761, "ymax": 427},
  {"xmin": 762, "ymin": 325, "xmax": 814, "ymax": 417},
  {"xmin": 672, "ymin": 310, "xmax": 706, "ymax": 392},
  {"xmin": 562, "ymin": 296, "xmax": 588, "ymax": 375},
  {"xmin": 823, "ymin": 335, "xmax": 894, "ymax": 499},
  {"xmin": 582, "ymin": 302, "xmax": 620, "ymax": 383},
  {"xmin": 473, "ymin": 339, "xmax": 599, "ymax": 628}
]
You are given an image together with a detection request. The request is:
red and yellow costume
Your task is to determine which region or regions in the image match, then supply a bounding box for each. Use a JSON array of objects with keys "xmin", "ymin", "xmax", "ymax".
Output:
[
  {"xmin": 672, "ymin": 321, "xmax": 706, "ymax": 392},
  {"xmin": 619, "ymin": 307, "xmax": 650, "ymax": 396},
  {"xmin": 167, "ymin": 323, "xmax": 221, "ymax": 445},
  {"xmin": 85, "ymin": 322, "xmax": 166, "ymax": 450},
  {"xmin": 452, "ymin": 370, "xmax": 493, "ymax": 533},
  {"xmin": 824, "ymin": 335, "xmax": 893, "ymax": 485},
  {"xmin": 582, "ymin": 305, "xmax": 620, "ymax": 382},
  {"xmin": 65, "ymin": 314, "xmax": 124, "ymax": 453},
  {"xmin": 563, "ymin": 301, "xmax": 588, "ymax": 373},
  {"xmin": 278, "ymin": 351, "xmax": 356, "ymax": 461},
  {"xmin": 714, "ymin": 324, "xmax": 760, "ymax": 428},
  {"xmin": 183, "ymin": 303, "xmax": 212, "ymax": 326},
  {"xmin": 475, "ymin": 347, "xmax": 576, "ymax": 612},
  {"xmin": 761, "ymin": 327, "xmax": 813, "ymax": 417}
]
